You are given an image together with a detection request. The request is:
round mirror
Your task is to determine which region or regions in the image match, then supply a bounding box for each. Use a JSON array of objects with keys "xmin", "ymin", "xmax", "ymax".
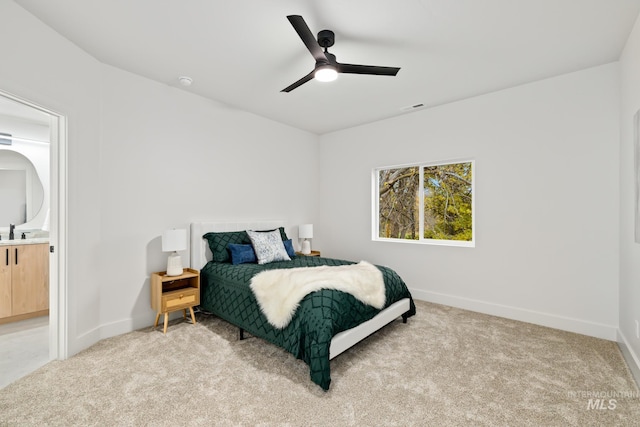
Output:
[{"xmin": 0, "ymin": 150, "xmax": 44, "ymax": 226}]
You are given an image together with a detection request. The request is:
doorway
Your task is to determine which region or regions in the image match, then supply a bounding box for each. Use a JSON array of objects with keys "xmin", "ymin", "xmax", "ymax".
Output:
[{"xmin": 0, "ymin": 91, "xmax": 66, "ymax": 387}]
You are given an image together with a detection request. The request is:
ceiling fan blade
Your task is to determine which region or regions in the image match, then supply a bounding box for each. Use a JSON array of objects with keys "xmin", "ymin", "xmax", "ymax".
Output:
[
  {"xmin": 281, "ymin": 70, "xmax": 315, "ymax": 92},
  {"xmin": 338, "ymin": 63, "xmax": 400, "ymax": 76},
  {"xmin": 287, "ymin": 15, "xmax": 328, "ymax": 63}
]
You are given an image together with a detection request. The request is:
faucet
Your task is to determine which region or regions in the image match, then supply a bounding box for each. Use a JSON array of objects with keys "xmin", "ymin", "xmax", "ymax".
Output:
[{"xmin": 9, "ymin": 224, "xmax": 15, "ymax": 240}]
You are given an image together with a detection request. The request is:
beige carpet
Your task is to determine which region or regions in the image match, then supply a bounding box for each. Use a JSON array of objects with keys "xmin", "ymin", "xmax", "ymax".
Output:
[{"xmin": 0, "ymin": 300, "xmax": 639, "ymax": 426}]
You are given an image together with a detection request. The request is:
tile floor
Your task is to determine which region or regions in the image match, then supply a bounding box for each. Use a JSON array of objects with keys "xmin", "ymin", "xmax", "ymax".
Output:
[{"xmin": 0, "ymin": 316, "xmax": 50, "ymax": 389}]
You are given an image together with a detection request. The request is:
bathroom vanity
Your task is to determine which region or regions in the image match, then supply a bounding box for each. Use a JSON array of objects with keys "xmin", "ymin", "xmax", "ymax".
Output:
[{"xmin": 0, "ymin": 239, "xmax": 49, "ymax": 324}]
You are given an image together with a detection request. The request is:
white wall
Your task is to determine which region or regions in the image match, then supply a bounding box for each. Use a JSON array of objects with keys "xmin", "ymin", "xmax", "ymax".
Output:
[
  {"xmin": 97, "ymin": 65, "xmax": 319, "ymax": 339},
  {"xmin": 0, "ymin": 1, "xmax": 103, "ymax": 356},
  {"xmin": 619, "ymin": 13, "xmax": 640, "ymax": 376},
  {"xmin": 319, "ymin": 64, "xmax": 620, "ymax": 340},
  {"xmin": 0, "ymin": 1, "xmax": 320, "ymax": 356}
]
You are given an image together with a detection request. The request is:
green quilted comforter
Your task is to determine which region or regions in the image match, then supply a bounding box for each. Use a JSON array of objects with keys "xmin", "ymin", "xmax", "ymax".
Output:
[{"xmin": 199, "ymin": 256, "xmax": 416, "ymax": 390}]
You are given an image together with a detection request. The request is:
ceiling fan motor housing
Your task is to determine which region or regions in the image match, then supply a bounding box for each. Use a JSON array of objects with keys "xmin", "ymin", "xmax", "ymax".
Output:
[{"xmin": 317, "ymin": 29, "xmax": 335, "ymax": 48}]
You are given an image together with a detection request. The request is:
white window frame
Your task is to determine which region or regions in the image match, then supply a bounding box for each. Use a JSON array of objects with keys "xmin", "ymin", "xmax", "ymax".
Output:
[{"xmin": 372, "ymin": 159, "xmax": 475, "ymax": 247}]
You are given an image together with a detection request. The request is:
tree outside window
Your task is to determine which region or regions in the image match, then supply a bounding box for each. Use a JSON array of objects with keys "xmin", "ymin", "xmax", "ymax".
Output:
[{"xmin": 376, "ymin": 160, "xmax": 474, "ymax": 246}]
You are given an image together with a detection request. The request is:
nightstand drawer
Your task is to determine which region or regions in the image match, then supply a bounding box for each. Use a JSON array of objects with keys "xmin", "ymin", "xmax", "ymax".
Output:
[{"xmin": 162, "ymin": 288, "xmax": 198, "ymax": 311}]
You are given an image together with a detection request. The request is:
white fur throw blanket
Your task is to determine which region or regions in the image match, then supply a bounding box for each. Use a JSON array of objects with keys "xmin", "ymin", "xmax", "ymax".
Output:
[{"xmin": 250, "ymin": 261, "xmax": 386, "ymax": 329}]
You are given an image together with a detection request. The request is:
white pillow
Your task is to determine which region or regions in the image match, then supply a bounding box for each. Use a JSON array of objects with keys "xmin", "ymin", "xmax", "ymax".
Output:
[{"xmin": 246, "ymin": 229, "xmax": 291, "ymax": 264}]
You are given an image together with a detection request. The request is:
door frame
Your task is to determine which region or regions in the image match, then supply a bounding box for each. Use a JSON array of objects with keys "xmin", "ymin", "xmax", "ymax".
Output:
[{"xmin": 0, "ymin": 89, "xmax": 67, "ymax": 360}]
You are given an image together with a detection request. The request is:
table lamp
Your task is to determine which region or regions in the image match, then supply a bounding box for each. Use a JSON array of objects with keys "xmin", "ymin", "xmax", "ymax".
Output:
[
  {"xmin": 162, "ymin": 229, "xmax": 187, "ymax": 276},
  {"xmin": 299, "ymin": 224, "xmax": 313, "ymax": 255}
]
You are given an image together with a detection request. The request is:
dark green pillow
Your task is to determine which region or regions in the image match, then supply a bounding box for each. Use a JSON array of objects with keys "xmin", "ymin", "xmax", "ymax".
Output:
[{"xmin": 203, "ymin": 231, "xmax": 250, "ymax": 263}]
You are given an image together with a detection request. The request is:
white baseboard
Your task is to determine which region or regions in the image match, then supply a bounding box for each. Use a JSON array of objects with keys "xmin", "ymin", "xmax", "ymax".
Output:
[
  {"xmin": 411, "ymin": 288, "xmax": 618, "ymax": 341},
  {"xmin": 70, "ymin": 314, "xmax": 158, "ymax": 357},
  {"xmin": 617, "ymin": 330, "xmax": 640, "ymax": 388},
  {"xmin": 71, "ymin": 326, "xmax": 101, "ymax": 357},
  {"xmin": 72, "ymin": 290, "xmax": 626, "ymax": 369},
  {"xmin": 97, "ymin": 314, "xmax": 153, "ymax": 340}
]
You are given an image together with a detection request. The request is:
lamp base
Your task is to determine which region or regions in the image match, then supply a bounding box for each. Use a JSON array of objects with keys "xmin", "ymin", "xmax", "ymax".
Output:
[
  {"xmin": 166, "ymin": 252, "xmax": 183, "ymax": 276},
  {"xmin": 301, "ymin": 239, "xmax": 311, "ymax": 255}
]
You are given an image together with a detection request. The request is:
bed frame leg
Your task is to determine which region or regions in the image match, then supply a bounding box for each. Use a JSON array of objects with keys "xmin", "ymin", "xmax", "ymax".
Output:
[
  {"xmin": 239, "ymin": 328, "xmax": 245, "ymax": 340},
  {"xmin": 402, "ymin": 313, "xmax": 408, "ymax": 324}
]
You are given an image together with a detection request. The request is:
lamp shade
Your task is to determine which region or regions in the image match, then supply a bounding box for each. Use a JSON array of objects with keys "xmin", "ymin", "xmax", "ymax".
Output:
[
  {"xmin": 299, "ymin": 224, "xmax": 313, "ymax": 239},
  {"xmin": 162, "ymin": 229, "xmax": 187, "ymax": 252}
]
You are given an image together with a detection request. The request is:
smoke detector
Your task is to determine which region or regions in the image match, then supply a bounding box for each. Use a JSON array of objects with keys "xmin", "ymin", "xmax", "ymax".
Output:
[{"xmin": 178, "ymin": 76, "xmax": 193, "ymax": 86}]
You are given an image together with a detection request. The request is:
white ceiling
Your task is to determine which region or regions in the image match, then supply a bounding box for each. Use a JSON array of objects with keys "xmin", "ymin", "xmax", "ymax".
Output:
[{"xmin": 14, "ymin": 0, "xmax": 640, "ymax": 134}]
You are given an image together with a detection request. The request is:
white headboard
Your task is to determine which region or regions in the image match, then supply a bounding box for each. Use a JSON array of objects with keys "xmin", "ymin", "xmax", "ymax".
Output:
[{"xmin": 190, "ymin": 220, "xmax": 287, "ymax": 270}]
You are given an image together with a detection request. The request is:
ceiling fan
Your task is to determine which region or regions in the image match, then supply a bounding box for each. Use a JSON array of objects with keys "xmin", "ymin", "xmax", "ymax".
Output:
[{"xmin": 281, "ymin": 15, "xmax": 401, "ymax": 92}]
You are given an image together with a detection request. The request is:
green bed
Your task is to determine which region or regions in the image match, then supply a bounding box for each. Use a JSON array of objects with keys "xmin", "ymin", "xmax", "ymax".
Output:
[
  {"xmin": 190, "ymin": 223, "xmax": 416, "ymax": 390},
  {"xmin": 199, "ymin": 254, "xmax": 415, "ymax": 390}
]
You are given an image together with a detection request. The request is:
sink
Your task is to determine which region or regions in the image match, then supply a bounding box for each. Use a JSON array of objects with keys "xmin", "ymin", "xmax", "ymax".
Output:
[{"xmin": 0, "ymin": 232, "xmax": 49, "ymax": 246}]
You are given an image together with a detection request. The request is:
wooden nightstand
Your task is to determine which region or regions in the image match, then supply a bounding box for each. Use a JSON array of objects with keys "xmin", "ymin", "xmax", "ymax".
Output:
[
  {"xmin": 151, "ymin": 268, "xmax": 200, "ymax": 334},
  {"xmin": 296, "ymin": 250, "xmax": 321, "ymax": 257}
]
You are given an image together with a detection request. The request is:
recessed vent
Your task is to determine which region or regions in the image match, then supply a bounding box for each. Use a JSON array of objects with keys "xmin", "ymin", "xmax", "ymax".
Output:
[{"xmin": 400, "ymin": 103, "xmax": 425, "ymax": 112}]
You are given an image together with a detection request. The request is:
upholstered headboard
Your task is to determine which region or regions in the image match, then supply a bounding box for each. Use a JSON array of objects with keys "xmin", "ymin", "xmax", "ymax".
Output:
[{"xmin": 190, "ymin": 220, "xmax": 287, "ymax": 270}]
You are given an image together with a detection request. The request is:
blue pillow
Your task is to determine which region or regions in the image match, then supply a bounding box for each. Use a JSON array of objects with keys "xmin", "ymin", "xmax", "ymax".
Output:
[
  {"xmin": 283, "ymin": 239, "xmax": 296, "ymax": 258},
  {"xmin": 228, "ymin": 243, "xmax": 257, "ymax": 265}
]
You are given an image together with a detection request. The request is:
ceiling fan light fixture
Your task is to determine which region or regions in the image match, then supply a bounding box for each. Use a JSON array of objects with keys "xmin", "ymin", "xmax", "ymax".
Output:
[{"xmin": 314, "ymin": 65, "xmax": 338, "ymax": 82}]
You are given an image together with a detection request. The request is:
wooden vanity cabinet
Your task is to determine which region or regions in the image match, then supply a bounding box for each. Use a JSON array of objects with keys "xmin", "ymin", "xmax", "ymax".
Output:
[
  {"xmin": 0, "ymin": 243, "xmax": 49, "ymax": 324},
  {"xmin": 0, "ymin": 250, "xmax": 10, "ymax": 318}
]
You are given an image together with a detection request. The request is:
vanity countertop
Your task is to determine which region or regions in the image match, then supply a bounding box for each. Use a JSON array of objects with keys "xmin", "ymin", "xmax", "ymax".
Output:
[{"xmin": 0, "ymin": 238, "xmax": 49, "ymax": 246}]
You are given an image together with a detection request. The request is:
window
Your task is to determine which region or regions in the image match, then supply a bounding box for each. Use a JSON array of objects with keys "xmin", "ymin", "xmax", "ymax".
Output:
[{"xmin": 374, "ymin": 160, "xmax": 474, "ymax": 246}]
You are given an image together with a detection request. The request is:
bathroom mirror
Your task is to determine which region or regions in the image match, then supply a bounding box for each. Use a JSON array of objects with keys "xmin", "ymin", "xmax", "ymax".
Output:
[{"xmin": 0, "ymin": 150, "xmax": 44, "ymax": 226}]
